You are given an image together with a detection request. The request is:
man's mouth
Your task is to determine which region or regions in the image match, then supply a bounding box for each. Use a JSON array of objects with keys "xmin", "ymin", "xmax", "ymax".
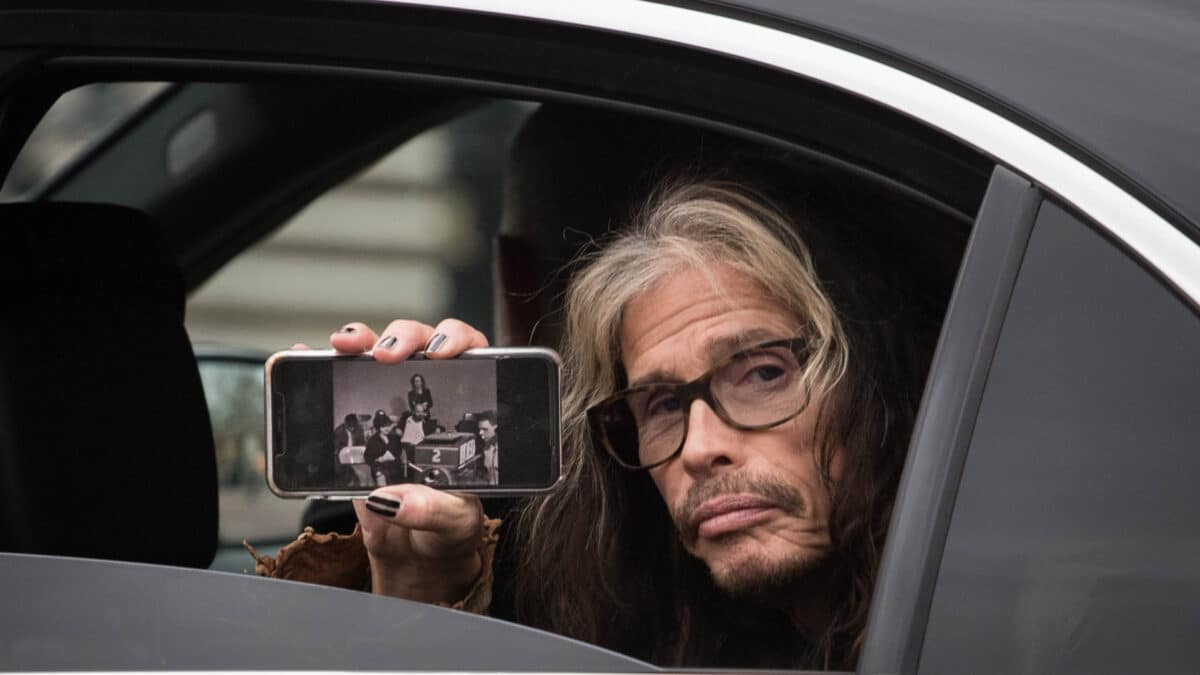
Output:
[{"xmin": 687, "ymin": 494, "xmax": 779, "ymax": 540}]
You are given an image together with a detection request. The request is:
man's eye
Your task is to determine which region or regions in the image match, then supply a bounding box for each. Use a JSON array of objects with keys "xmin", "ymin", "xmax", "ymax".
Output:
[
  {"xmin": 644, "ymin": 392, "xmax": 683, "ymax": 417},
  {"xmin": 725, "ymin": 353, "xmax": 796, "ymax": 390},
  {"xmin": 746, "ymin": 365, "xmax": 786, "ymax": 382}
]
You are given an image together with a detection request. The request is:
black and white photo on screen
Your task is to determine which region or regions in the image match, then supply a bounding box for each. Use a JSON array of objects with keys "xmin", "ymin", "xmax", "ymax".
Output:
[{"xmin": 332, "ymin": 359, "xmax": 499, "ymax": 488}]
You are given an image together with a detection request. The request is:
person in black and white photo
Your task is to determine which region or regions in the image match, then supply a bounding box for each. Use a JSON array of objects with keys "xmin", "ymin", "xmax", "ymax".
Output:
[
  {"xmin": 363, "ymin": 409, "xmax": 401, "ymax": 486},
  {"xmin": 407, "ymin": 373, "xmax": 432, "ymax": 413},
  {"xmin": 333, "ymin": 413, "xmax": 367, "ymax": 487},
  {"xmin": 396, "ymin": 401, "xmax": 439, "ymax": 446},
  {"xmin": 475, "ymin": 411, "xmax": 499, "ymax": 486},
  {"xmin": 333, "ymin": 413, "xmax": 365, "ymax": 450},
  {"xmin": 392, "ymin": 401, "xmax": 442, "ymax": 483}
]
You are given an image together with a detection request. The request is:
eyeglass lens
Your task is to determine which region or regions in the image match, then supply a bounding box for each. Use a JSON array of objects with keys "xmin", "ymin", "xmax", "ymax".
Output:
[{"xmin": 599, "ymin": 342, "xmax": 809, "ymax": 468}]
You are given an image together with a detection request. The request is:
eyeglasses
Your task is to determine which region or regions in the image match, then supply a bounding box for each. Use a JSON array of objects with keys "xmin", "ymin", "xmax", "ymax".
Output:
[{"xmin": 587, "ymin": 337, "xmax": 814, "ymax": 470}]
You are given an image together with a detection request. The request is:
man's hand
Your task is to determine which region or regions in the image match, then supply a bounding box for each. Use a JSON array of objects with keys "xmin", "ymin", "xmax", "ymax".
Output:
[
  {"xmin": 326, "ymin": 317, "xmax": 490, "ymax": 603},
  {"xmin": 353, "ymin": 484, "xmax": 485, "ymax": 603}
]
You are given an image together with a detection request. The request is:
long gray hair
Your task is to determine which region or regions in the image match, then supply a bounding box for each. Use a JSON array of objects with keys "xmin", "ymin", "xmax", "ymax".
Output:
[{"xmin": 512, "ymin": 177, "xmax": 931, "ymax": 669}]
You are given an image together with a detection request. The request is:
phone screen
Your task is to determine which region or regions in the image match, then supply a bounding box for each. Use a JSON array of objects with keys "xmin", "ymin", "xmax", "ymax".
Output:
[{"xmin": 268, "ymin": 350, "xmax": 560, "ymax": 496}]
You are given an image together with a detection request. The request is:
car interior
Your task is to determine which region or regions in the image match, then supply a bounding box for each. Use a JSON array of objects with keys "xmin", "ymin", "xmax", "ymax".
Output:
[{"xmin": 0, "ymin": 68, "xmax": 994, "ymax": 658}]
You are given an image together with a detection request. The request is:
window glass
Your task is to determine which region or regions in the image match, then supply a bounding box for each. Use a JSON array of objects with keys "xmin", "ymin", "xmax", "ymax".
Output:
[
  {"xmin": 920, "ymin": 201, "xmax": 1200, "ymax": 674},
  {"xmin": 192, "ymin": 101, "xmax": 534, "ymax": 562},
  {"xmin": 186, "ymin": 100, "xmax": 533, "ymax": 350},
  {"xmin": 0, "ymin": 82, "xmax": 169, "ymax": 200}
]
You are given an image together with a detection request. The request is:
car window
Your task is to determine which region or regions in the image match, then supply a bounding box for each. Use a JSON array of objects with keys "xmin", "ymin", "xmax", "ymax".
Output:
[
  {"xmin": 188, "ymin": 100, "xmax": 534, "ymax": 563},
  {"xmin": 187, "ymin": 100, "xmax": 534, "ymax": 350},
  {"xmin": 920, "ymin": 200, "xmax": 1200, "ymax": 674}
]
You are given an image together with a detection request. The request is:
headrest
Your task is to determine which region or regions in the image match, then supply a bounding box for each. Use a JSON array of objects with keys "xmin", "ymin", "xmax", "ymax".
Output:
[
  {"xmin": 495, "ymin": 105, "xmax": 738, "ymax": 346},
  {"xmin": 494, "ymin": 104, "xmax": 967, "ymax": 348},
  {"xmin": 0, "ymin": 202, "xmax": 217, "ymax": 568}
]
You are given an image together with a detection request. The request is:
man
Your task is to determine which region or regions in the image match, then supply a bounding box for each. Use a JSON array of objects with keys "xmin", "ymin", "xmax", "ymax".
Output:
[
  {"xmin": 333, "ymin": 413, "xmax": 367, "ymax": 487},
  {"xmin": 473, "ymin": 412, "xmax": 499, "ymax": 486},
  {"xmin": 362, "ymin": 409, "xmax": 400, "ymax": 486},
  {"xmin": 255, "ymin": 179, "xmax": 937, "ymax": 670},
  {"xmin": 333, "ymin": 413, "xmax": 365, "ymax": 450},
  {"xmin": 395, "ymin": 401, "xmax": 438, "ymax": 447},
  {"xmin": 390, "ymin": 402, "xmax": 441, "ymax": 483}
]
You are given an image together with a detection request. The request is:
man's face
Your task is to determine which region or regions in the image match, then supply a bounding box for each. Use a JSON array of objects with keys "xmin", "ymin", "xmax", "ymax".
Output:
[
  {"xmin": 414, "ymin": 403, "xmax": 428, "ymax": 420},
  {"xmin": 478, "ymin": 419, "xmax": 497, "ymax": 442},
  {"xmin": 620, "ymin": 264, "xmax": 837, "ymax": 596}
]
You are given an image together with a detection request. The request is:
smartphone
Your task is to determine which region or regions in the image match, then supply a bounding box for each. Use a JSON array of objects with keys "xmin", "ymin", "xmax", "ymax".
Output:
[{"xmin": 265, "ymin": 347, "xmax": 561, "ymax": 498}]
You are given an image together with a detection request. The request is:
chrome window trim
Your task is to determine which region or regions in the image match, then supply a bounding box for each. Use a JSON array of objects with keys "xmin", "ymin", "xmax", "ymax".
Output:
[{"xmin": 382, "ymin": 0, "xmax": 1200, "ymax": 308}]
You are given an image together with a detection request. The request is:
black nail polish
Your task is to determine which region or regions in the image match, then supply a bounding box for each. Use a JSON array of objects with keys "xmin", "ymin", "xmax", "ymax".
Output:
[
  {"xmin": 340, "ymin": 325, "xmax": 357, "ymax": 333},
  {"xmin": 365, "ymin": 501, "xmax": 397, "ymax": 518},
  {"xmin": 426, "ymin": 333, "xmax": 447, "ymax": 353},
  {"xmin": 378, "ymin": 335, "xmax": 397, "ymax": 349},
  {"xmin": 367, "ymin": 494, "xmax": 401, "ymax": 510}
]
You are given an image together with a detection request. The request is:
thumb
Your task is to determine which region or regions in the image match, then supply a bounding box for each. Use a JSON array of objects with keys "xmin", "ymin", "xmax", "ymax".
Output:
[{"xmin": 364, "ymin": 484, "xmax": 483, "ymax": 543}]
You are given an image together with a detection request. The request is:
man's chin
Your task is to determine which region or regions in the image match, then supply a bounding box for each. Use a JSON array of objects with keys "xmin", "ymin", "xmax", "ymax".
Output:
[{"xmin": 700, "ymin": 540, "xmax": 824, "ymax": 600}]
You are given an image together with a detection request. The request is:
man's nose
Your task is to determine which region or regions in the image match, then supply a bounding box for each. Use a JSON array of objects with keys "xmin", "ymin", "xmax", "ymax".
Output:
[{"xmin": 677, "ymin": 398, "xmax": 741, "ymax": 477}]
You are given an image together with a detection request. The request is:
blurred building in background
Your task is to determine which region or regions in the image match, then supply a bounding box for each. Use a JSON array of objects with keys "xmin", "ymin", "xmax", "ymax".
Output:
[
  {"xmin": 186, "ymin": 100, "xmax": 532, "ymax": 350},
  {"xmin": 4, "ymin": 83, "xmax": 532, "ymax": 351}
]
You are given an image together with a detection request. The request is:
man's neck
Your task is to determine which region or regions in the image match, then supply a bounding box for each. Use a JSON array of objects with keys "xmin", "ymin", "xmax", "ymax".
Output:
[{"xmin": 780, "ymin": 558, "xmax": 840, "ymax": 640}]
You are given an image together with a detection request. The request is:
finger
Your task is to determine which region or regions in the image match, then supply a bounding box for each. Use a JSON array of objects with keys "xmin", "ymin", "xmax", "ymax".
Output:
[
  {"xmin": 371, "ymin": 320, "xmax": 436, "ymax": 363},
  {"xmin": 352, "ymin": 498, "xmax": 414, "ymax": 557},
  {"xmin": 330, "ymin": 322, "xmax": 379, "ymax": 354},
  {"xmin": 291, "ymin": 343, "xmax": 311, "ymax": 350},
  {"xmin": 363, "ymin": 484, "xmax": 483, "ymax": 542},
  {"xmin": 423, "ymin": 318, "xmax": 489, "ymax": 359}
]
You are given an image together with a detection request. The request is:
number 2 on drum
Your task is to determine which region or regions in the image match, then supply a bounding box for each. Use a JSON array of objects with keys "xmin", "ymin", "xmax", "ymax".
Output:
[{"xmin": 432, "ymin": 449, "xmax": 442, "ymax": 463}]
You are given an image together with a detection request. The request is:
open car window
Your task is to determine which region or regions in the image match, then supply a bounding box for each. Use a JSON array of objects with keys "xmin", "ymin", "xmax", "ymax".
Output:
[{"xmin": 188, "ymin": 99, "xmax": 533, "ymax": 557}]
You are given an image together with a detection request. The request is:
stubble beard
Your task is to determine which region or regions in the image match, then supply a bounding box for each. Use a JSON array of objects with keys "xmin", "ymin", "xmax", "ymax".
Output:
[
  {"xmin": 706, "ymin": 543, "xmax": 824, "ymax": 603},
  {"xmin": 673, "ymin": 471, "xmax": 824, "ymax": 601}
]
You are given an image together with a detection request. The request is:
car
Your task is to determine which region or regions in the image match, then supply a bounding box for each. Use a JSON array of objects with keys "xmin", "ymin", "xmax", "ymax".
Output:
[{"xmin": 1, "ymin": 2, "xmax": 1198, "ymax": 674}]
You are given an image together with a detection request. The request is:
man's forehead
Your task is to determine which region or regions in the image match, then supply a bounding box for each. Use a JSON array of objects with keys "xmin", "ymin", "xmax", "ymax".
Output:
[{"xmin": 626, "ymin": 326, "xmax": 793, "ymax": 387}]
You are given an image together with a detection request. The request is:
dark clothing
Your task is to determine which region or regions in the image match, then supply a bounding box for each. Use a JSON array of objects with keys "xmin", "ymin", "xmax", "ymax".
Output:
[
  {"xmin": 474, "ymin": 437, "xmax": 499, "ymax": 485},
  {"xmin": 407, "ymin": 387, "xmax": 433, "ymax": 412},
  {"xmin": 363, "ymin": 432, "xmax": 403, "ymax": 485},
  {"xmin": 332, "ymin": 422, "xmax": 366, "ymax": 487},
  {"xmin": 333, "ymin": 422, "xmax": 365, "ymax": 450}
]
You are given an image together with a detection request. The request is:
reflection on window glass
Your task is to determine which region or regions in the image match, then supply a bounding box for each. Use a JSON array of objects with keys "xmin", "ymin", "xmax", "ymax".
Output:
[
  {"xmin": 0, "ymin": 82, "xmax": 169, "ymax": 201},
  {"xmin": 186, "ymin": 100, "xmax": 535, "ymax": 351}
]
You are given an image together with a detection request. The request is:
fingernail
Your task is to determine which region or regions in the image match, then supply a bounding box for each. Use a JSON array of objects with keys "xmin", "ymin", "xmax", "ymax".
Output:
[
  {"xmin": 365, "ymin": 501, "xmax": 397, "ymax": 518},
  {"xmin": 340, "ymin": 325, "xmax": 357, "ymax": 333},
  {"xmin": 367, "ymin": 494, "xmax": 401, "ymax": 510},
  {"xmin": 377, "ymin": 335, "xmax": 398, "ymax": 349},
  {"xmin": 426, "ymin": 333, "xmax": 447, "ymax": 353}
]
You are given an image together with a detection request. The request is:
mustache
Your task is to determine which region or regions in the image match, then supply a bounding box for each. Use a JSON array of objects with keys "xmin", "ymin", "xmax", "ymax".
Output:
[{"xmin": 672, "ymin": 472, "xmax": 806, "ymax": 538}]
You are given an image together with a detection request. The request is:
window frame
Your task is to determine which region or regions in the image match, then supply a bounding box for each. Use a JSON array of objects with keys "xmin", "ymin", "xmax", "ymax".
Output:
[{"xmin": 857, "ymin": 166, "xmax": 1041, "ymax": 674}]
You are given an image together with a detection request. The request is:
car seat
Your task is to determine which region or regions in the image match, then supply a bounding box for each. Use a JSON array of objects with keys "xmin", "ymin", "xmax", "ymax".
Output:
[{"xmin": 0, "ymin": 202, "xmax": 218, "ymax": 568}]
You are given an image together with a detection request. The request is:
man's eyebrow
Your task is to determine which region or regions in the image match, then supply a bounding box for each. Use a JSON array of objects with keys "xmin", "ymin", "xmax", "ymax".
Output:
[
  {"xmin": 703, "ymin": 328, "xmax": 787, "ymax": 363},
  {"xmin": 626, "ymin": 329, "xmax": 790, "ymax": 389},
  {"xmin": 627, "ymin": 368, "xmax": 684, "ymax": 389}
]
